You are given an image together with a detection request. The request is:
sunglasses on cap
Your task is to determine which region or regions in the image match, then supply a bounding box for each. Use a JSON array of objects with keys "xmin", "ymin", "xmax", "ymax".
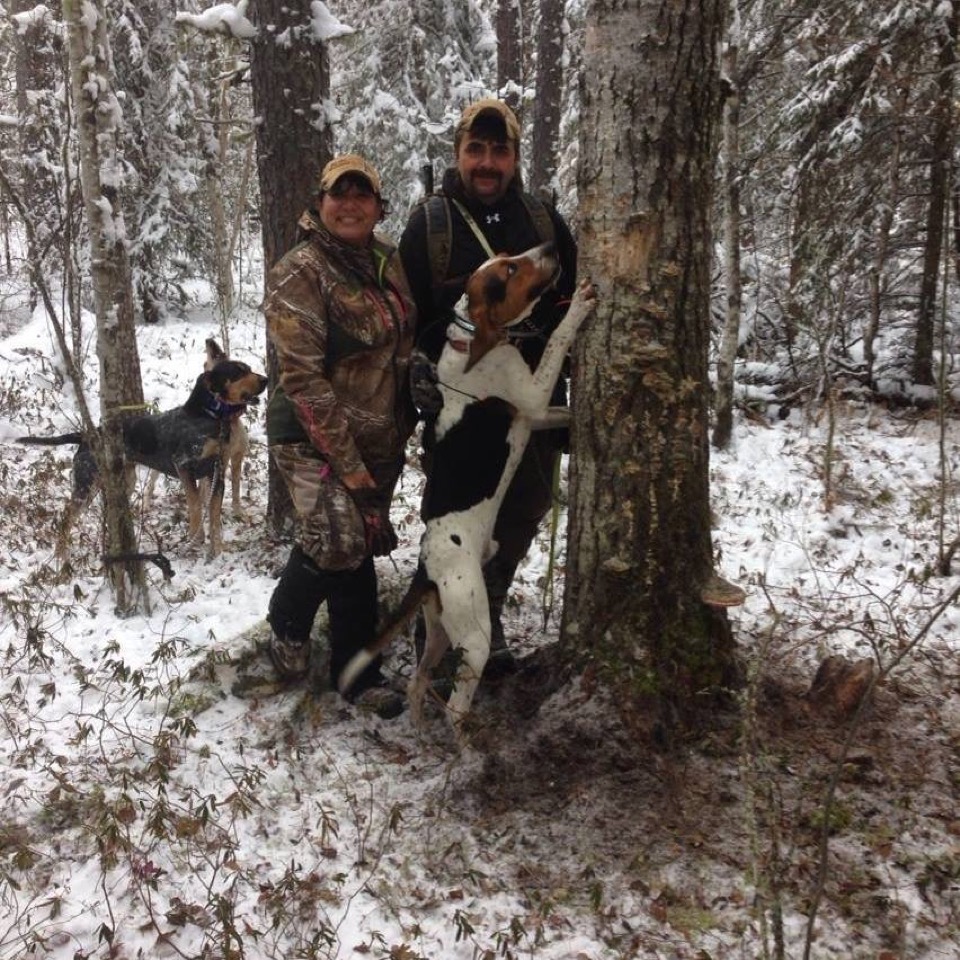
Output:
[{"xmin": 326, "ymin": 176, "xmax": 378, "ymax": 199}]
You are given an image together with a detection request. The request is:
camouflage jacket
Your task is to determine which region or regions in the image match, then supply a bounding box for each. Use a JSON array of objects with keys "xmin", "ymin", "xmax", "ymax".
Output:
[{"xmin": 265, "ymin": 209, "xmax": 418, "ymax": 486}]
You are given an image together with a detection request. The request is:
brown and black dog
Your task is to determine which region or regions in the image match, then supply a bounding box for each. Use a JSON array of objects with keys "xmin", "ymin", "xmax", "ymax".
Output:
[
  {"xmin": 19, "ymin": 346, "xmax": 267, "ymax": 558},
  {"xmin": 144, "ymin": 339, "xmax": 253, "ymax": 518}
]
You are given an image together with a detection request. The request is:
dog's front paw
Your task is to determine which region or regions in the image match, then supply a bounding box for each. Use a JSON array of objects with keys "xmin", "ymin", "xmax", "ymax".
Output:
[{"xmin": 574, "ymin": 279, "xmax": 597, "ymax": 303}]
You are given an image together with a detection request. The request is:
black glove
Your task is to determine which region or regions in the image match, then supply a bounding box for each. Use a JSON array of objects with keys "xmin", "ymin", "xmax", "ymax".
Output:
[
  {"xmin": 366, "ymin": 513, "xmax": 399, "ymax": 556},
  {"xmin": 349, "ymin": 487, "xmax": 398, "ymax": 556},
  {"xmin": 410, "ymin": 349, "xmax": 443, "ymax": 416}
]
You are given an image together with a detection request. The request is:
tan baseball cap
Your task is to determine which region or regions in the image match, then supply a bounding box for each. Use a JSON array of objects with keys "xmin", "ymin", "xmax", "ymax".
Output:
[
  {"xmin": 455, "ymin": 98, "xmax": 521, "ymax": 145},
  {"xmin": 318, "ymin": 154, "xmax": 382, "ymax": 195}
]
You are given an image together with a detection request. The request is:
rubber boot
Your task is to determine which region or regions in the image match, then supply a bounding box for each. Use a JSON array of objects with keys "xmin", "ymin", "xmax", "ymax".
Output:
[{"xmin": 266, "ymin": 545, "xmax": 328, "ymax": 681}]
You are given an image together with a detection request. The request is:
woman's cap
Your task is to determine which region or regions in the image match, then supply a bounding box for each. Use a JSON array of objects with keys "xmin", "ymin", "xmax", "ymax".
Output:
[{"xmin": 318, "ymin": 154, "xmax": 382, "ymax": 195}]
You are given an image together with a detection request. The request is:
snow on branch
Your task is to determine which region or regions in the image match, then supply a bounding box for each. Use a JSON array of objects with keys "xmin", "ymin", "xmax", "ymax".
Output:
[
  {"xmin": 11, "ymin": 4, "xmax": 56, "ymax": 32},
  {"xmin": 309, "ymin": 1, "xmax": 354, "ymax": 42},
  {"xmin": 175, "ymin": 0, "xmax": 256, "ymax": 40},
  {"xmin": 173, "ymin": 0, "xmax": 354, "ymax": 44}
]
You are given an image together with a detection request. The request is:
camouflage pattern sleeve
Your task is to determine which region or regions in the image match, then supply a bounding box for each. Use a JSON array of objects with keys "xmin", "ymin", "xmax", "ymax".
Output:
[{"xmin": 265, "ymin": 255, "xmax": 372, "ymax": 484}]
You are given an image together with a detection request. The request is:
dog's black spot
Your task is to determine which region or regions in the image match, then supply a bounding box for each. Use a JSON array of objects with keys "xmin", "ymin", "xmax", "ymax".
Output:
[
  {"xmin": 450, "ymin": 534, "xmax": 462, "ymax": 545},
  {"xmin": 483, "ymin": 273, "xmax": 508, "ymax": 306},
  {"xmin": 423, "ymin": 398, "xmax": 515, "ymax": 520}
]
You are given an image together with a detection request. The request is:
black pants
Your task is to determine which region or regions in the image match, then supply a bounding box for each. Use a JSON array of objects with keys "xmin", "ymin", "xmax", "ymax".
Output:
[{"xmin": 269, "ymin": 547, "xmax": 382, "ymax": 692}]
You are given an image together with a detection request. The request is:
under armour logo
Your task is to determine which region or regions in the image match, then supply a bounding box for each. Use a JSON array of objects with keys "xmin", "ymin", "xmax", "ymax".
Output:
[{"xmin": 485, "ymin": 213, "xmax": 501, "ymax": 224}]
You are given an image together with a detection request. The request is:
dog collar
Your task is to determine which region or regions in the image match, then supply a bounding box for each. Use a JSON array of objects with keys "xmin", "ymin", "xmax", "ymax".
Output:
[
  {"xmin": 451, "ymin": 311, "xmax": 476, "ymax": 335},
  {"xmin": 202, "ymin": 393, "xmax": 248, "ymax": 420},
  {"xmin": 446, "ymin": 310, "xmax": 475, "ymax": 353}
]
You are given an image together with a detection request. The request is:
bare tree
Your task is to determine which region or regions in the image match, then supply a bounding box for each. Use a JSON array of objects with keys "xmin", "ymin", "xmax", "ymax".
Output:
[
  {"xmin": 527, "ymin": 0, "xmax": 563, "ymax": 199},
  {"xmin": 247, "ymin": 0, "xmax": 333, "ymax": 536},
  {"xmin": 64, "ymin": 0, "xmax": 146, "ymax": 612},
  {"xmin": 912, "ymin": 0, "xmax": 957, "ymax": 386},
  {"xmin": 712, "ymin": 7, "xmax": 742, "ymax": 450},
  {"xmin": 563, "ymin": 0, "xmax": 742, "ymax": 738},
  {"xmin": 497, "ymin": 0, "xmax": 523, "ymax": 111},
  {"xmin": 10, "ymin": 0, "xmax": 62, "ymax": 312}
]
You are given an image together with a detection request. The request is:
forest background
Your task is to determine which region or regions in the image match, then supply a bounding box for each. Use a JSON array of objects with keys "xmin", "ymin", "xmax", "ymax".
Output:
[{"xmin": 1, "ymin": 1, "xmax": 960, "ymax": 958}]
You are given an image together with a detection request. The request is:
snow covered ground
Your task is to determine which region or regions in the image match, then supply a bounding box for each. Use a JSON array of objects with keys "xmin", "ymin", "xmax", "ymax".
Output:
[{"xmin": 1, "ymin": 276, "xmax": 959, "ymax": 959}]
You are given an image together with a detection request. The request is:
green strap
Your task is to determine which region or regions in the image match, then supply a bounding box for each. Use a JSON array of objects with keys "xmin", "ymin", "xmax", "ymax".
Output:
[{"xmin": 449, "ymin": 198, "xmax": 496, "ymax": 259}]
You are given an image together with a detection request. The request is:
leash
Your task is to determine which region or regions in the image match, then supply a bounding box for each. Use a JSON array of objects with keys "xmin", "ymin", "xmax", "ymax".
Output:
[{"xmin": 102, "ymin": 550, "xmax": 174, "ymax": 580}]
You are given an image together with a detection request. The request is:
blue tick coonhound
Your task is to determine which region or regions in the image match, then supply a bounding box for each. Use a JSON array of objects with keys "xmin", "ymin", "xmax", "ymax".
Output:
[{"xmin": 20, "ymin": 349, "xmax": 268, "ymax": 558}]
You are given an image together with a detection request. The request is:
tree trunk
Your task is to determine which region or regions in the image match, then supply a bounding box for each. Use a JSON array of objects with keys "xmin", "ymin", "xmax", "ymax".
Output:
[
  {"xmin": 712, "ymin": 24, "xmax": 742, "ymax": 450},
  {"xmin": 563, "ymin": 0, "xmax": 740, "ymax": 740},
  {"xmin": 865, "ymin": 122, "xmax": 903, "ymax": 389},
  {"xmin": 11, "ymin": 0, "xmax": 62, "ymax": 313},
  {"xmin": 497, "ymin": 0, "xmax": 523, "ymax": 112},
  {"xmin": 205, "ymin": 56, "xmax": 237, "ymax": 341},
  {"xmin": 912, "ymin": 1, "xmax": 957, "ymax": 386},
  {"xmin": 64, "ymin": 0, "xmax": 146, "ymax": 613},
  {"xmin": 248, "ymin": 0, "xmax": 333, "ymax": 537},
  {"xmin": 528, "ymin": 0, "xmax": 563, "ymax": 199}
]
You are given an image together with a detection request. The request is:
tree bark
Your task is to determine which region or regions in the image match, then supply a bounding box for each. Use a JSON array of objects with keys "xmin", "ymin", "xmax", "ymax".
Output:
[
  {"xmin": 564, "ymin": 0, "xmax": 739, "ymax": 739},
  {"xmin": 497, "ymin": 0, "xmax": 523, "ymax": 113},
  {"xmin": 248, "ymin": 0, "xmax": 333, "ymax": 536},
  {"xmin": 11, "ymin": 0, "xmax": 62, "ymax": 312},
  {"xmin": 249, "ymin": 0, "xmax": 332, "ymax": 272},
  {"xmin": 865, "ymin": 120, "xmax": 903, "ymax": 389},
  {"xmin": 528, "ymin": 0, "xmax": 563, "ymax": 199},
  {"xmin": 64, "ymin": 0, "xmax": 146, "ymax": 612},
  {"xmin": 712, "ymin": 23, "xmax": 741, "ymax": 450},
  {"xmin": 912, "ymin": 0, "xmax": 957, "ymax": 386}
]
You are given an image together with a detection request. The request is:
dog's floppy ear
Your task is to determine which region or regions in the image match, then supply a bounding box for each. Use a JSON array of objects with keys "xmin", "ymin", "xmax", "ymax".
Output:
[
  {"xmin": 465, "ymin": 319, "xmax": 501, "ymax": 372},
  {"xmin": 463, "ymin": 274, "xmax": 507, "ymax": 372}
]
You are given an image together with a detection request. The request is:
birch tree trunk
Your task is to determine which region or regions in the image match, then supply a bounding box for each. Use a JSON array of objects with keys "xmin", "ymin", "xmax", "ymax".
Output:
[
  {"xmin": 64, "ymin": 0, "xmax": 146, "ymax": 613},
  {"xmin": 563, "ymin": 0, "xmax": 741, "ymax": 738}
]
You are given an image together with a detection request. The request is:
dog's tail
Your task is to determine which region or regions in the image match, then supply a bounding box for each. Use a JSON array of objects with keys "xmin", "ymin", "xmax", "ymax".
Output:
[
  {"xmin": 18, "ymin": 433, "xmax": 84, "ymax": 446},
  {"xmin": 338, "ymin": 566, "xmax": 436, "ymax": 697}
]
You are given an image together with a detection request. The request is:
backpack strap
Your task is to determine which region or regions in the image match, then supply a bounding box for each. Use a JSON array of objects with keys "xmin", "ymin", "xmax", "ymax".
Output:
[
  {"xmin": 424, "ymin": 190, "xmax": 556, "ymax": 288},
  {"xmin": 424, "ymin": 194, "xmax": 452, "ymax": 288},
  {"xmin": 449, "ymin": 198, "xmax": 495, "ymax": 258},
  {"xmin": 520, "ymin": 192, "xmax": 556, "ymax": 246}
]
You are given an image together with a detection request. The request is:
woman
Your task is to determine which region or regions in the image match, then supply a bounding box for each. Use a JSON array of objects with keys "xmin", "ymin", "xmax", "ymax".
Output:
[{"xmin": 264, "ymin": 154, "xmax": 418, "ymax": 717}]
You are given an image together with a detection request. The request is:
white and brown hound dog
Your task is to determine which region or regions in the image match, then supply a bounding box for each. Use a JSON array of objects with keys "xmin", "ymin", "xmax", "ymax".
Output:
[{"xmin": 339, "ymin": 242, "xmax": 595, "ymax": 745}]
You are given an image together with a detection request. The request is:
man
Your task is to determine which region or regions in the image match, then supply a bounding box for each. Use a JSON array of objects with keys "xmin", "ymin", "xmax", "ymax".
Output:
[{"xmin": 399, "ymin": 98, "xmax": 578, "ymax": 671}]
